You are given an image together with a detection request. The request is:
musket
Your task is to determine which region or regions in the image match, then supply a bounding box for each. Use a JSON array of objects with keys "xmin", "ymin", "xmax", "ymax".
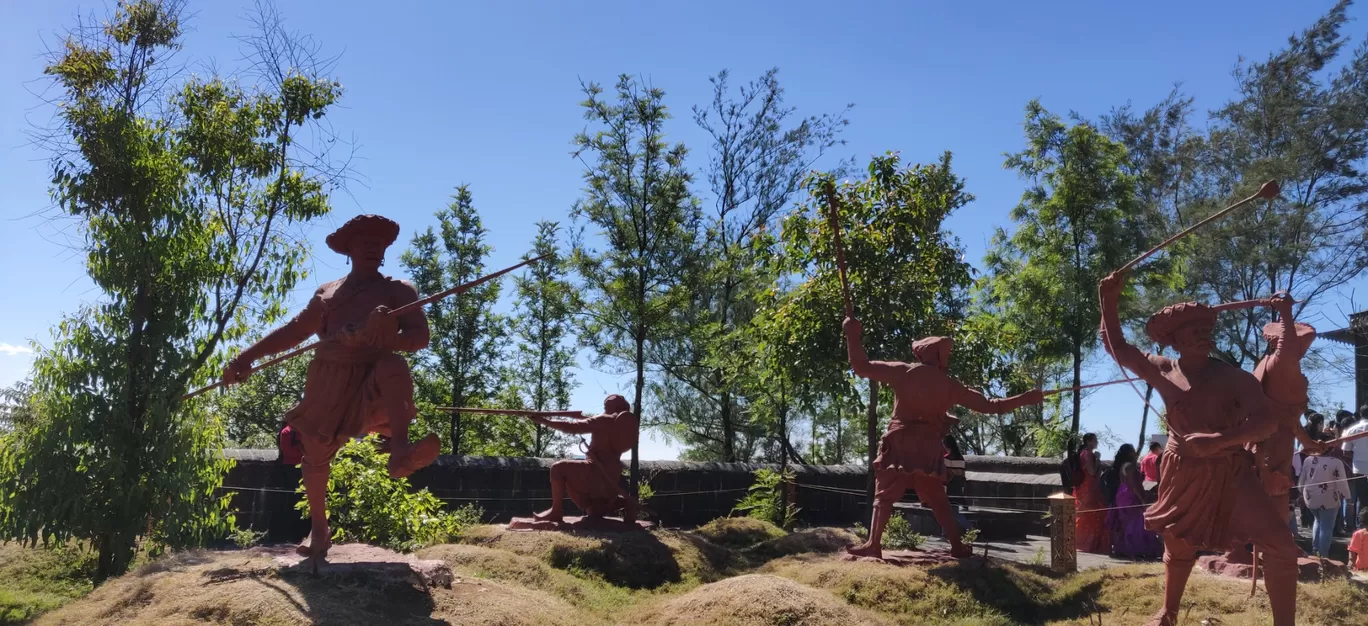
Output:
[
  {"xmin": 182, "ymin": 254, "xmax": 550, "ymax": 401},
  {"xmin": 434, "ymin": 407, "xmax": 586, "ymax": 419}
]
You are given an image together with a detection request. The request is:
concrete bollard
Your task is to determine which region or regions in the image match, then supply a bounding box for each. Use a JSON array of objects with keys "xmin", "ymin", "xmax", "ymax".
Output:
[{"xmin": 1048, "ymin": 492, "xmax": 1077, "ymax": 574}]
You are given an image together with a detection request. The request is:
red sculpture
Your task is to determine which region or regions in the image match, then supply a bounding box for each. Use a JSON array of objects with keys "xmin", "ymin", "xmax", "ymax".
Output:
[
  {"xmin": 222, "ymin": 215, "xmax": 441, "ymax": 560},
  {"xmin": 842, "ymin": 317, "xmax": 1044, "ymax": 560},
  {"xmin": 529, "ymin": 395, "xmax": 640, "ymax": 524},
  {"xmin": 1225, "ymin": 294, "xmax": 1324, "ymax": 564},
  {"xmin": 1100, "ymin": 271, "xmax": 1299, "ymax": 626}
]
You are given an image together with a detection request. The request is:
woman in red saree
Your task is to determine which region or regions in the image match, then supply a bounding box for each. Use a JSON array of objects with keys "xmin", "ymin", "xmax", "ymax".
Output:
[{"xmin": 1074, "ymin": 433, "xmax": 1111, "ymax": 554}]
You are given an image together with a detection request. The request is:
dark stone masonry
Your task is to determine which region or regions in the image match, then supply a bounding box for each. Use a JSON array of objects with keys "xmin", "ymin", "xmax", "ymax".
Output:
[{"xmin": 223, "ymin": 449, "xmax": 1063, "ymax": 543}]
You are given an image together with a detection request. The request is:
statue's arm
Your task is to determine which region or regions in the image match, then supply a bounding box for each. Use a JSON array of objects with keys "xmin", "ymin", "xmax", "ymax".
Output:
[
  {"xmin": 392, "ymin": 281, "xmax": 431, "ymax": 352},
  {"xmin": 536, "ymin": 414, "xmax": 601, "ymax": 435},
  {"xmin": 1202, "ymin": 375, "xmax": 1280, "ymax": 450},
  {"xmin": 951, "ymin": 381, "xmax": 1044, "ymax": 415},
  {"xmin": 843, "ymin": 317, "xmax": 905, "ymax": 385},
  {"xmin": 239, "ymin": 290, "xmax": 324, "ymax": 363},
  {"xmin": 1098, "ymin": 274, "xmax": 1164, "ymax": 383}
]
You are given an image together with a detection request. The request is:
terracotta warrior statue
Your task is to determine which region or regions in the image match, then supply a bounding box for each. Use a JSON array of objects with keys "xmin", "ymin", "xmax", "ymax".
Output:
[
  {"xmin": 222, "ymin": 215, "xmax": 441, "ymax": 559},
  {"xmin": 1225, "ymin": 293, "xmax": 1323, "ymax": 563},
  {"xmin": 842, "ymin": 316, "xmax": 1044, "ymax": 559},
  {"xmin": 530, "ymin": 395, "xmax": 639, "ymax": 523},
  {"xmin": 1099, "ymin": 271, "xmax": 1299, "ymax": 626}
]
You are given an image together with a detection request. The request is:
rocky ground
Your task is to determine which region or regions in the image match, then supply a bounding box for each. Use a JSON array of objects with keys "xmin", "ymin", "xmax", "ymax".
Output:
[{"xmin": 11, "ymin": 519, "xmax": 1368, "ymax": 625}]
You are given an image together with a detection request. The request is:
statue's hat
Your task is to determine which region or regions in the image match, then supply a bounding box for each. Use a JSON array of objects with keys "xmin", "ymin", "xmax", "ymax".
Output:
[{"xmin": 326, "ymin": 215, "xmax": 400, "ymax": 255}]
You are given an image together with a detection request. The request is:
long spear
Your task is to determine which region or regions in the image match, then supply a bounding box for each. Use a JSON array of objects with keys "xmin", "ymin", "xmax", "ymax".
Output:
[
  {"xmin": 182, "ymin": 254, "xmax": 549, "ymax": 401},
  {"xmin": 1042, "ymin": 378, "xmax": 1140, "ymax": 397},
  {"xmin": 1118, "ymin": 180, "xmax": 1280, "ymax": 273},
  {"xmin": 822, "ymin": 180, "xmax": 855, "ymax": 318}
]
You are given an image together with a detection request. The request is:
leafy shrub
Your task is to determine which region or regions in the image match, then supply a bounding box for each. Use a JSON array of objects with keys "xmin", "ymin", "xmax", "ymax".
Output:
[
  {"xmin": 229, "ymin": 527, "xmax": 266, "ymax": 549},
  {"xmin": 731, "ymin": 469, "xmax": 799, "ymax": 530},
  {"xmin": 295, "ymin": 435, "xmax": 482, "ymax": 552},
  {"xmin": 961, "ymin": 528, "xmax": 981, "ymax": 545},
  {"xmin": 882, "ymin": 513, "xmax": 925, "ymax": 550}
]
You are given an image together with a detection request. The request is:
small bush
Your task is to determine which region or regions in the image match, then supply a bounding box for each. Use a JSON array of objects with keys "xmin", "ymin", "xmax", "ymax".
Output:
[
  {"xmin": 731, "ymin": 469, "xmax": 799, "ymax": 530},
  {"xmin": 696, "ymin": 517, "xmax": 786, "ymax": 549},
  {"xmin": 295, "ymin": 434, "xmax": 482, "ymax": 552},
  {"xmin": 881, "ymin": 513, "xmax": 924, "ymax": 550},
  {"xmin": 961, "ymin": 528, "xmax": 981, "ymax": 545},
  {"xmin": 229, "ymin": 527, "xmax": 265, "ymax": 549}
]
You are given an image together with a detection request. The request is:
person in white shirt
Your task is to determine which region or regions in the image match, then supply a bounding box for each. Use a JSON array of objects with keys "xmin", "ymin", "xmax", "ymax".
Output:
[
  {"xmin": 1301, "ymin": 437, "xmax": 1353, "ymax": 557},
  {"xmin": 1342, "ymin": 408, "xmax": 1368, "ymax": 530}
]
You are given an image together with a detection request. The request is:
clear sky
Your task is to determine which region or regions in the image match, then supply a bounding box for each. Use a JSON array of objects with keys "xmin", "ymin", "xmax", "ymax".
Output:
[{"xmin": 2, "ymin": 0, "xmax": 1363, "ymax": 460}]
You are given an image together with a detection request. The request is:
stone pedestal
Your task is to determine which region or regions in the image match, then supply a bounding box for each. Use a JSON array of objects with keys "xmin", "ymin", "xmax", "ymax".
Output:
[
  {"xmin": 1197, "ymin": 554, "xmax": 1349, "ymax": 582},
  {"xmin": 506, "ymin": 515, "xmax": 653, "ymax": 532},
  {"xmin": 1048, "ymin": 492, "xmax": 1077, "ymax": 574},
  {"xmin": 269, "ymin": 543, "xmax": 453, "ymax": 588}
]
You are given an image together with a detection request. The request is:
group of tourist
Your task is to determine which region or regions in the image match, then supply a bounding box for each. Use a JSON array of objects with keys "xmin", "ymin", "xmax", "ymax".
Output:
[
  {"xmin": 1071, "ymin": 433, "xmax": 1163, "ymax": 559},
  {"xmin": 1067, "ymin": 406, "xmax": 1368, "ymax": 569},
  {"xmin": 1292, "ymin": 407, "xmax": 1368, "ymax": 560}
]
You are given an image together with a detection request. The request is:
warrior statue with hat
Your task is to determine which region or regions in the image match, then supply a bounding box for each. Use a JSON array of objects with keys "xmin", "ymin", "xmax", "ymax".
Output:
[
  {"xmin": 1223, "ymin": 292, "xmax": 1324, "ymax": 565},
  {"xmin": 222, "ymin": 215, "xmax": 441, "ymax": 559},
  {"xmin": 1099, "ymin": 270, "xmax": 1301, "ymax": 626},
  {"xmin": 842, "ymin": 316, "xmax": 1045, "ymax": 560}
]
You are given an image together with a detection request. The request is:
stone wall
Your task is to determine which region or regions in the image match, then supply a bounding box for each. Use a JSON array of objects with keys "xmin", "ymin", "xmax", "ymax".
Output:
[{"xmin": 223, "ymin": 450, "xmax": 1064, "ymax": 542}]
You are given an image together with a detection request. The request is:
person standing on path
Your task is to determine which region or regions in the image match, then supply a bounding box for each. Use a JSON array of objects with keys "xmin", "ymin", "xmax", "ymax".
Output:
[
  {"xmin": 1299, "ymin": 436, "xmax": 1352, "ymax": 558},
  {"xmin": 1140, "ymin": 442, "xmax": 1162, "ymax": 484},
  {"xmin": 1342, "ymin": 409, "xmax": 1368, "ymax": 530},
  {"xmin": 1075, "ymin": 433, "xmax": 1111, "ymax": 555}
]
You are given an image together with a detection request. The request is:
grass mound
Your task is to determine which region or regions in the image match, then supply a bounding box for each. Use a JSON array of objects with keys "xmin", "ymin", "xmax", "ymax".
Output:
[
  {"xmin": 418, "ymin": 543, "xmax": 646, "ymax": 619},
  {"xmin": 458, "ymin": 525, "xmax": 733, "ymax": 588},
  {"xmin": 748, "ymin": 527, "xmax": 858, "ymax": 560},
  {"xmin": 694, "ymin": 517, "xmax": 786, "ymax": 549},
  {"xmin": 0, "ymin": 543, "xmax": 96, "ymax": 625},
  {"xmin": 630, "ymin": 573, "xmax": 893, "ymax": 626},
  {"xmin": 34, "ymin": 548, "xmax": 591, "ymax": 626}
]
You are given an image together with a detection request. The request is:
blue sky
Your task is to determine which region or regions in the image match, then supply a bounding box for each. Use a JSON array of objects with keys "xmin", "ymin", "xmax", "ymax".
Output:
[{"xmin": 1, "ymin": 0, "xmax": 1363, "ymax": 460}]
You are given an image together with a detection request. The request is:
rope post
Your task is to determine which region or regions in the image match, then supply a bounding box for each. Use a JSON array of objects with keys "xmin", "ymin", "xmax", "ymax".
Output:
[{"xmin": 1048, "ymin": 492, "xmax": 1077, "ymax": 574}]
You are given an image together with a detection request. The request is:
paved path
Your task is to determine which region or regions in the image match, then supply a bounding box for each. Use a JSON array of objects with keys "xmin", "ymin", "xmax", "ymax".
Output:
[{"xmin": 918, "ymin": 525, "xmax": 1355, "ymax": 571}]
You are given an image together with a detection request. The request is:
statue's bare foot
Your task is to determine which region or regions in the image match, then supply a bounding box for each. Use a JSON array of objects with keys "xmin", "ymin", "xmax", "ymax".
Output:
[
  {"xmin": 532, "ymin": 508, "xmax": 563, "ymax": 523},
  {"xmin": 1142, "ymin": 610, "xmax": 1178, "ymax": 626},
  {"xmin": 845, "ymin": 541, "xmax": 883, "ymax": 560},
  {"xmin": 295, "ymin": 530, "xmax": 331, "ymax": 560},
  {"xmin": 387, "ymin": 434, "xmax": 440, "ymax": 478}
]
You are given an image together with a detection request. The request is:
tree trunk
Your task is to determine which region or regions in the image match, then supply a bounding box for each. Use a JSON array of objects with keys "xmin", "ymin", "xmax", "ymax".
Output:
[
  {"xmin": 866, "ymin": 380, "xmax": 879, "ymax": 519},
  {"xmin": 1137, "ymin": 383, "xmax": 1154, "ymax": 449},
  {"xmin": 1070, "ymin": 343, "xmax": 1082, "ymax": 435},
  {"xmin": 720, "ymin": 388, "xmax": 735, "ymax": 462},
  {"xmin": 631, "ymin": 334, "xmax": 644, "ymax": 504}
]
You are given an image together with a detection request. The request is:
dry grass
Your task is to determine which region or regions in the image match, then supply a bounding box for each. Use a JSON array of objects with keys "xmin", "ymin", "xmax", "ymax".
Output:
[
  {"xmin": 24, "ymin": 526, "xmax": 1368, "ymax": 626},
  {"xmin": 747, "ymin": 527, "xmax": 859, "ymax": 561},
  {"xmin": 34, "ymin": 548, "xmax": 594, "ymax": 626},
  {"xmin": 457, "ymin": 524, "xmax": 735, "ymax": 588},
  {"xmin": 694, "ymin": 517, "xmax": 787, "ymax": 550},
  {"xmin": 0, "ymin": 542, "xmax": 96, "ymax": 625},
  {"xmin": 627, "ymin": 574, "xmax": 894, "ymax": 626}
]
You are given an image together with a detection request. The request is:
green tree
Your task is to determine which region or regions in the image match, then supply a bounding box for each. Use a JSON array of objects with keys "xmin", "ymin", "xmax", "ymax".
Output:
[
  {"xmin": 509, "ymin": 222, "xmax": 578, "ymax": 457},
  {"xmin": 988, "ymin": 101, "xmax": 1144, "ymax": 435},
  {"xmin": 400, "ymin": 186, "xmax": 506, "ymax": 455},
  {"xmin": 209, "ymin": 350, "xmax": 311, "ymax": 447},
  {"xmin": 570, "ymin": 75, "xmax": 700, "ymax": 495},
  {"xmin": 653, "ymin": 68, "xmax": 849, "ymax": 462},
  {"xmin": 1189, "ymin": 0, "xmax": 1368, "ymax": 369},
  {"xmin": 776, "ymin": 152, "xmax": 978, "ymax": 505},
  {"xmin": 0, "ymin": 0, "xmax": 344, "ymax": 578}
]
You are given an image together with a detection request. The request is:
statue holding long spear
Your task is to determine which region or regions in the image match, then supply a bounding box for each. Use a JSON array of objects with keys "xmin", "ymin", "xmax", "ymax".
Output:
[
  {"xmin": 216, "ymin": 214, "xmax": 545, "ymax": 561},
  {"xmin": 1098, "ymin": 181, "xmax": 1303, "ymax": 626},
  {"xmin": 821, "ymin": 181, "xmax": 1047, "ymax": 560}
]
